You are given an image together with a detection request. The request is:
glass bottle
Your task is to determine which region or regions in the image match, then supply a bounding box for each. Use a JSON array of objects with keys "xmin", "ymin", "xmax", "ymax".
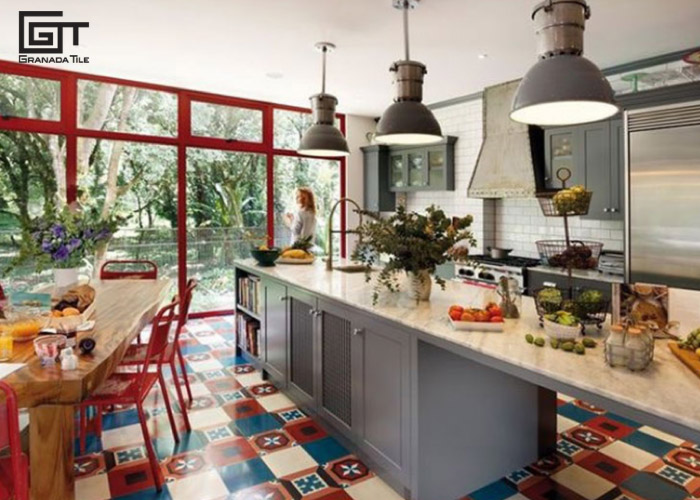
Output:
[
  {"xmin": 625, "ymin": 327, "xmax": 649, "ymax": 371},
  {"xmin": 0, "ymin": 327, "xmax": 13, "ymax": 362},
  {"xmin": 498, "ymin": 277, "xmax": 522, "ymax": 319},
  {"xmin": 605, "ymin": 324, "xmax": 627, "ymax": 367}
]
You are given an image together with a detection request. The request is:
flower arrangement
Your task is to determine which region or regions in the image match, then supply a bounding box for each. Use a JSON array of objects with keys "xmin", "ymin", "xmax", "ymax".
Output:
[
  {"xmin": 9, "ymin": 205, "xmax": 121, "ymax": 272},
  {"xmin": 352, "ymin": 205, "xmax": 476, "ymax": 304}
]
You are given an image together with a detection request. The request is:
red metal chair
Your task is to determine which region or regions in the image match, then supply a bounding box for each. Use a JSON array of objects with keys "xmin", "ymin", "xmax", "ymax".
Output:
[
  {"xmin": 118, "ymin": 279, "xmax": 197, "ymax": 435},
  {"xmin": 0, "ymin": 382, "xmax": 28, "ymax": 500},
  {"xmin": 79, "ymin": 299, "xmax": 179, "ymax": 492},
  {"xmin": 100, "ymin": 260, "xmax": 158, "ymax": 280}
]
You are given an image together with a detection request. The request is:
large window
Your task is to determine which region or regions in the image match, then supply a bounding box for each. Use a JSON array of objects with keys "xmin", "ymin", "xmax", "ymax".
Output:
[{"xmin": 0, "ymin": 62, "xmax": 345, "ymax": 315}]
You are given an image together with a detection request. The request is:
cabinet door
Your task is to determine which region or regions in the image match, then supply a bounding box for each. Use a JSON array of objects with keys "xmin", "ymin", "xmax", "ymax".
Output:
[
  {"xmin": 407, "ymin": 151, "xmax": 427, "ymax": 188},
  {"xmin": 288, "ymin": 289, "xmax": 317, "ymax": 407},
  {"xmin": 581, "ymin": 121, "xmax": 612, "ymax": 220},
  {"xmin": 264, "ymin": 279, "xmax": 287, "ymax": 386},
  {"xmin": 317, "ymin": 300, "xmax": 360, "ymax": 436},
  {"xmin": 544, "ymin": 128, "xmax": 577, "ymax": 188},
  {"xmin": 354, "ymin": 314, "xmax": 411, "ymax": 484},
  {"xmin": 389, "ymin": 153, "xmax": 405, "ymax": 191},
  {"xmin": 427, "ymin": 149, "xmax": 445, "ymax": 190},
  {"xmin": 609, "ymin": 119, "xmax": 625, "ymax": 221}
]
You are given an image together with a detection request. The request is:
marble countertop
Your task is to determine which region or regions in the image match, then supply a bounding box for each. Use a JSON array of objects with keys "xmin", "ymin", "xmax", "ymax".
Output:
[
  {"xmin": 235, "ymin": 258, "xmax": 700, "ymax": 440},
  {"xmin": 530, "ymin": 265, "xmax": 624, "ymax": 284}
]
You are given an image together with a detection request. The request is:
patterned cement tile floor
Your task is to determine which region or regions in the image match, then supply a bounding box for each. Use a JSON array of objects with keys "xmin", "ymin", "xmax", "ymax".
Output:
[
  {"xmin": 464, "ymin": 396, "xmax": 700, "ymax": 500},
  {"xmin": 74, "ymin": 316, "xmax": 403, "ymax": 500},
  {"xmin": 72, "ymin": 316, "xmax": 700, "ymax": 500}
]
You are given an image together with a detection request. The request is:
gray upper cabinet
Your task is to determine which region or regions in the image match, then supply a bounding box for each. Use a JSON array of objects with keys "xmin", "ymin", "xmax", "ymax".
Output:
[
  {"xmin": 544, "ymin": 118, "xmax": 624, "ymax": 221},
  {"xmin": 362, "ymin": 145, "xmax": 396, "ymax": 212},
  {"xmin": 263, "ymin": 278, "xmax": 287, "ymax": 387}
]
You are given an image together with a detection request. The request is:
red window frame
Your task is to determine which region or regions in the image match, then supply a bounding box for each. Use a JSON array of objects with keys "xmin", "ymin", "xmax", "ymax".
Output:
[{"xmin": 0, "ymin": 59, "xmax": 347, "ymax": 318}]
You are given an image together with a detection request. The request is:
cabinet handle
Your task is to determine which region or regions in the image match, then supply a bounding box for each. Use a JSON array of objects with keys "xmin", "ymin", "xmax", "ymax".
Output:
[
  {"xmin": 352, "ymin": 328, "xmax": 365, "ymax": 336},
  {"xmin": 610, "ymin": 208, "xmax": 619, "ymax": 213},
  {"xmin": 280, "ymin": 296, "xmax": 288, "ymax": 302},
  {"xmin": 313, "ymin": 310, "xmax": 323, "ymax": 318},
  {"xmin": 543, "ymin": 281, "xmax": 557, "ymax": 288},
  {"xmin": 308, "ymin": 309, "xmax": 317, "ymax": 317},
  {"xmin": 603, "ymin": 208, "xmax": 610, "ymax": 213}
]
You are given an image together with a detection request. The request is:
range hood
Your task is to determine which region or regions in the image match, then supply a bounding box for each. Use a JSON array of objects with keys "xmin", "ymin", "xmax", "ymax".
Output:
[{"xmin": 468, "ymin": 80, "xmax": 542, "ymax": 199}]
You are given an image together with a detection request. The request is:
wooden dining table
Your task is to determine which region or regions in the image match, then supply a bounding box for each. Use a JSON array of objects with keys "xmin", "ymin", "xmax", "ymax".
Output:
[{"xmin": 3, "ymin": 278, "xmax": 172, "ymax": 500}]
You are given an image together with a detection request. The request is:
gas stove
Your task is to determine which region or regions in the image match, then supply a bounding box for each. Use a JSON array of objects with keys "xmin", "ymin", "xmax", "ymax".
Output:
[{"xmin": 455, "ymin": 255, "xmax": 541, "ymax": 289}]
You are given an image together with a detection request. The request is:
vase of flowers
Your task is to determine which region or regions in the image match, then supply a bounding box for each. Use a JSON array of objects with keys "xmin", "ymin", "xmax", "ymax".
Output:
[
  {"xmin": 352, "ymin": 205, "xmax": 476, "ymax": 304},
  {"xmin": 9, "ymin": 205, "xmax": 120, "ymax": 292}
]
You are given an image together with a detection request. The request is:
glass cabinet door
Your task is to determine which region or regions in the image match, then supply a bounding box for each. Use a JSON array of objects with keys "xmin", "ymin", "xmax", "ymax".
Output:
[
  {"xmin": 408, "ymin": 152, "xmax": 426, "ymax": 187},
  {"xmin": 428, "ymin": 150, "xmax": 445, "ymax": 188},
  {"xmin": 549, "ymin": 132, "xmax": 574, "ymax": 186},
  {"xmin": 390, "ymin": 154, "xmax": 404, "ymax": 188}
]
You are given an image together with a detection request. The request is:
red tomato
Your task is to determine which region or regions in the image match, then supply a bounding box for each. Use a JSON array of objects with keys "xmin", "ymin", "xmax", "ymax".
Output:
[
  {"xmin": 449, "ymin": 305, "xmax": 464, "ymax": 315},
  {"xmin": 474, "ymin": 311, "xmax": 491, "ymax": 322},
  {"xmin": 490, "ymin": 316, "xmax": 504, "ymax": 323},
  {"xmin": 449, "ymin": 309, "xmax": 463, "ymax": 321},
  {"xmin": 461, "ymin": 312, "xmax": 476, "ymax": 322},
  {"xmin": 487, "ymin": 306, "xmax": 503, "ymax": 318}
]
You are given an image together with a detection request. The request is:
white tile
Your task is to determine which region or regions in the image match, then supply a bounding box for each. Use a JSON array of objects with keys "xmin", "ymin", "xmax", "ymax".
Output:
[
  {"xmin": 599, "ymin": 440, "xmax": 658, "ymax": 470},
  {"xmin": 235, "ymin": 371, "xmax": 264, "ymax": 387},
  {"xmin": 101, "ymin": 423, "xmax": 146, "ymax": 449},
  {"xmin": 257, "ymin": 393, "xmax": 296, "ymax": 413},
  {"xmin": 188, "ymin": 382, "xmax": 211, "ymax": 397},
  {"xmin": 167, "ymin": 469, "xmax": 229, "ymax": 500},
  {"xmin": 188, "ymin": 359, "xmax": 224, "ymax": 373},
  {"xmin": 188, "ymin": 407, "xmax": 231, "ymax": 430},
  {"xmin": 261, "ymin": 446, "xmax": 317, "ymax": 477},
  {"xmin": 551, "ymin": 464, "xmax": 615, "ymax": 499},
  {"xmin": 346, "ymin": 477, "xmax": 404, "ymax": 500},
  {"xmin": 75, "ymin": 474, "xmax": 111, "ymax": 500},
  {"xmin": 557, "ymin": 415, "xmax": 579, "ymax": 433},
  {"xmin": 637, "ymin": 426, "xmax": 685, "ymax": 446},
  {"xmin": 558, "ymin": 393, "xmax": 575, "ymax": 403},
  {"xmin": 193, "ymin": 334, "xmax": 226, "ymax": 346}
]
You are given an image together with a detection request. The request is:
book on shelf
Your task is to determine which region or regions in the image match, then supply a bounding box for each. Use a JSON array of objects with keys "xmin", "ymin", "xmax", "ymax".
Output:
[
  {"xmin": 236, "ymin": 312, "xmax": 261, "ymax": 358},
  {"xmin": 237, "ymin": 275, "xmax": 261, "ymax": 315}
]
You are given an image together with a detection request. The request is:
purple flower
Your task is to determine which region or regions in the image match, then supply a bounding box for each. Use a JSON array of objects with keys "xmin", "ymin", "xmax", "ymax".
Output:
[
  {"xmin": 84, "ymin": 228, "xmax": 94, "ymax": 239},
  {"xmin": 67, "ymin": 238, "xmax": 82, "ymax": 251},
  {"xmin": 53, "ymin": 245, "xmax": 70, "ymax": 262},
  {"xmin": 94, "ymin": 228, "xmax": 111, "ymax": 241},
  {"xmin": 41, "ymin": 240, "xmax": 53, "ymax": 253},
  {"xmin": 51, "ymin": 224, "xmax": 65, "ymax": 239}
]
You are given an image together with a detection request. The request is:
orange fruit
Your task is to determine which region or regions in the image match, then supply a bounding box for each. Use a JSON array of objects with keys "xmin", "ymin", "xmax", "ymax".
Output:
[
  {"xmin": 461, "ymin": 312, "xmax": 476, "ymax": 322},
  {"xmin": 61, "ymin": 307, "xmax": 81, "ymax": 317},
  {"xmin": 51, "ymin": 309, "xmax": 63, "ymax": 318}
]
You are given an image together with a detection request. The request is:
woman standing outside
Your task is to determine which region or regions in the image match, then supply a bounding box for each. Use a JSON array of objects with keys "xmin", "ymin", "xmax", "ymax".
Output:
[{"xmin": 284, "ymin": 187, "xmax": 317, "ymax": 245}]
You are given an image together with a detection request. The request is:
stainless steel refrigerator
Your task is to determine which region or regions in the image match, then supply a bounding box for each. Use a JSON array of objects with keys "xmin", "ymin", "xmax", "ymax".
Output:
[{"xmin": 626, "ymin": 101, "xmax": 700, "ymax": 290}]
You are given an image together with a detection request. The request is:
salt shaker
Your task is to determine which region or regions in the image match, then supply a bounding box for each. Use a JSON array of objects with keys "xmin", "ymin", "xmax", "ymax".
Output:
[{"xmin": 61, "ymin": 347, "xmax": 78, "ymax": 371}]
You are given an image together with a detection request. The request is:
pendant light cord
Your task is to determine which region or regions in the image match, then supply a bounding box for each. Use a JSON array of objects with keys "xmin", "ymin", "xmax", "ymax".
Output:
[
  {"xmin": 321, "ymin": 45, "xmax": 327, "ymax": 94},
  {"xmin": 403, "ymin": 0, "xmax": 411, "ymax": 61}
]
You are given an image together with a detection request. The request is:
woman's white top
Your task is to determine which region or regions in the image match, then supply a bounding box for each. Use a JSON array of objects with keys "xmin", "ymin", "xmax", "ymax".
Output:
[{"xmin": 291, "ymin": 208, "xmax": 317, "ymax": 244}]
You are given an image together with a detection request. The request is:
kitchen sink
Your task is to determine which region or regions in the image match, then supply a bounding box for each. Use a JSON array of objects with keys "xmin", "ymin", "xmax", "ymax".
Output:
[{"xmin": 333, "ymin": 264, "xmax": 372, "ymax": 273}]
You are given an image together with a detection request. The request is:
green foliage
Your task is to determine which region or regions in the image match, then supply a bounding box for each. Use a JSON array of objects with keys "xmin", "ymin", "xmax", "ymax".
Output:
[{"xmin": 352, "ymin": 205, "xmax": 476, "ymax": 304}]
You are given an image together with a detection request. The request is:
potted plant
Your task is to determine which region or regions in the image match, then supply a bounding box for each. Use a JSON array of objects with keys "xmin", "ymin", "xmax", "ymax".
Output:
[
  {"xmin": 8, "ymin": 204, "xmax": 120, "ymax": 292},
  {"xmin": 352, "ymin": 205, "xmax": 475, "ymax": 304}
]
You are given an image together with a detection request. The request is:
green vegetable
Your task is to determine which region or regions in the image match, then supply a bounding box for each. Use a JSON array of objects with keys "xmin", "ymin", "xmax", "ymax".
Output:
[
  {"xmin": 545, "ymin": 310, "xmax": 580, "ymax": 327},
  {"xmin": 525, "ymin": 334, "xmax": 534, "ymax": 344},
  {"xmin": 582, "ymin": 338, "xmax": 597, "ymax": 348},
  {"xmin": 576, "ymin": 289, "xmax": 605, "ymax": 316},
  {"xmin": 537, "ymin": 288, "xmax": 563, "ymax": 314},
  {"xmin": 561, "ymin": 342, "xmax": 575, "ymax": 352},
  {"xmin": 679, "ymin": 328, "xmax": 700, "ymax": 351},
  {"xmin": 574, "ymin": 343, "xmax": 585, "ymax": 355},
  {"xmin": 534, "ymin": 337, "xmax": 545, "ymax": 347},
  {"xmin": 550, "ymin": 339, "xmax": 560, "ymax": 349}
]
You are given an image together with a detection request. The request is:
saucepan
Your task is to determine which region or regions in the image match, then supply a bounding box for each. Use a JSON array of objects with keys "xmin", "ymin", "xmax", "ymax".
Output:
[{"xmin": 486, "ymin": 246, "xmax": 513, "ymax": 259}]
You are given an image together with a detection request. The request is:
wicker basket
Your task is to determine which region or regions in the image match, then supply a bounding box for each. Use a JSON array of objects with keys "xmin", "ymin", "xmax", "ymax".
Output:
[
  {"xmin": 536, "ymin": 240, "xmax": 603, "ymax": 269},
  {"xmin": 543, "ymin": 319, "xmax": 581, "ymax": 340}
]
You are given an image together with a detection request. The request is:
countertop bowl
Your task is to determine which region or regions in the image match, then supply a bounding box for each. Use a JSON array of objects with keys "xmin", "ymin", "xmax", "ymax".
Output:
[
  {"xmin": 33, "ymin": 334, "xmax": 68, "ymax": 363},
  {"xmin": 251, "ymin": 248, "xmax": 281, "ymax": 267},
  {"xmin": 543, "ymin": 319, "xmax": 582, "ymax": 340}
]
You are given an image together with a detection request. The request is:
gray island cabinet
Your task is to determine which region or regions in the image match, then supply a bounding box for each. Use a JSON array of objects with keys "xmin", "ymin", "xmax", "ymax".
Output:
[{"xmin": 234, "ymin": 260, "xmax": 700, "ymax": 500}]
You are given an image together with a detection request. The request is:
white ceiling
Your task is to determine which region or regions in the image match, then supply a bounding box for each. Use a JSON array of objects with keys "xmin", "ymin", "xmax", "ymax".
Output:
[{"xmin": 2, "ymin": 0, "xmax": 699, "ymax": 116}]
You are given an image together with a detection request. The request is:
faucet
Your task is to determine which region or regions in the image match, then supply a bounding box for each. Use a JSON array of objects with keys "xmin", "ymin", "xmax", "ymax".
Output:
[{"xmin": 326, "ymin": 197, "xmax": 363, "ymax": 271}]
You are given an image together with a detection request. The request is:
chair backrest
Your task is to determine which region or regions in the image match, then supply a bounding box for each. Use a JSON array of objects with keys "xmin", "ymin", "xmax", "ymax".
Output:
[
  {"xmin": 136, "ymin": 299, "xmax": 178, "ymax": 394},
  {"xmin": 100, "ymin": 260, "xmax": 158, "ymax": 280},
  {"xmin": 0, "ymin": 381, "xmax": 27, "ymax": 500},
  {"xmin": 176, "ymin": 279, "xmax": 197, "ymax": 335}
]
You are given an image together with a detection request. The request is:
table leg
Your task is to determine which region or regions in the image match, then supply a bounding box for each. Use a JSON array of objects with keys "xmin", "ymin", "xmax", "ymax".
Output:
[
  {"xmin": 29, "ymin": 405, "xmax": 75, "ymax": 500},
  {"xmin": 538, "ymin": 386, "xmax": 558, "ymax": 457}
]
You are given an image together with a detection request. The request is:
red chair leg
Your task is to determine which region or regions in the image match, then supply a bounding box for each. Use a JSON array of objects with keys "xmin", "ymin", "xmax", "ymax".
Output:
[
  {"xmin": 170, "ymin": 360, "xmax": 191, "ymax": 432},
  {"xmin": 158, "ymin": 372, "xmax": 180, "ymax": 443},
  {"xmin": 176, "ymin": 344, "xmax": 193, "ymax": 404},
  {"xmin": 79, "ymin": 406, "xmax": 87, "ymax": 454},
  {"xmin": 136, "ymin": 402, "xmax": 163, "ymax": 492},
  {"xmin": 96, "ymin": 405, "xmax": 103, "ymax": 438}
]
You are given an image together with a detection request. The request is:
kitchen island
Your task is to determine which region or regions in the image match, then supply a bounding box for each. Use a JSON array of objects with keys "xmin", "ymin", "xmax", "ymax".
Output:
[{"xmin": 233, "ymin": 259, "xmax": 700, "ymax": 500}]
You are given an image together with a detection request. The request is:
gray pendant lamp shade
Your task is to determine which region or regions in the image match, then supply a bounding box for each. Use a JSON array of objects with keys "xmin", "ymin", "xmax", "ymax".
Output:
[
  {"xmin": 298, "ymin": 43, "xmax": 349, "ymax": 157},
  {"xmin": 375, "ymin": 0, "xmax": 442, "ymax": 145},
  {"xmin": 511, "ymin": 0, "xmax": 619, "ymax": 126}
]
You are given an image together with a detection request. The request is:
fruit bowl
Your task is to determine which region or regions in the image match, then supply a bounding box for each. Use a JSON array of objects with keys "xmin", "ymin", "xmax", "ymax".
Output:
[
  {"xmin": 250, "ymin": 248, "xmax": 281, "ymax": 267},
  {"xmin": 543, "ymin": 319, "xmax": 581, "ymax": 340},
  {"xmin": 448, "ymin": 317, "xmax": 504, "ymax": 332}
]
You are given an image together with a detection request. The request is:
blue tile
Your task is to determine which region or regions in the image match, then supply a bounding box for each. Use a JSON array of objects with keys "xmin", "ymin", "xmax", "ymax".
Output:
[
  {"xmin": 103, "ymin": 409, "xmax": 140, "ymax": 430},
  {"xmin": 219, "ymin": 356, "xmax": 241, "ymax": 367},
  {"xmin": 470, "ymin": 479, "xmax": 517, "ymax": 500},
  {"xmin": 605, "ymin": 412, "xmax": 642, "ymax": 429},
  {"xmin": 218, "ymin": 457, "xmax": 275, "ymax": 493},
  {"xmin": 557, "ymin": 403, "xmax": 597, "ymax": 424},
  {"xmin": 621, "ymin": 472, "xmax": 687, "ymax": 500},
  {"xmin": 114, "ymin": 488, "xmax": 172, "ymax": 500},
  {"xmin": 74, "ymin": 434, "xmax": 103, "ymax": 455},
  {"xmin": 302, "ymin": 437, "xmax": 349, "ymax": 465},
  {"xmin": 180, "ymin": 343, "xmax": 210, "ymax": 355},
  {"xmin": 622, "ymin": 430, "xmax": 677, "ymax": 457},
  {"xmin": 235, "ymin": 414, "xmax": 282, "ymax": 437},
  {"xmin": 152, "ymin": 432, "xmax": 205, "ymax": 461}
]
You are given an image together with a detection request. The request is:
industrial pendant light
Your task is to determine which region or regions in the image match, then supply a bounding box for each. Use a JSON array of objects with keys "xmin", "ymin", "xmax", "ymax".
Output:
[
  {"xmin": 375, "ymin": 0, "xmax": 442, "ymax": 145},
  {"xmin": 511, "ymin": 0, "xmax": 619, "ymax": 126},
  {"xmin": 298, "ymin": 42, "xmax": 350, "ymax": 158}
]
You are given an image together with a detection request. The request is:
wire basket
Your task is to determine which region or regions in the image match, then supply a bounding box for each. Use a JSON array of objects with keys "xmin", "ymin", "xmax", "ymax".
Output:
[
  {"xmin": 536, "ymin": 189, "xmax": 592, "ymax": 217},
  {"xmin": 532, "ymin": 286, "xmax": 610, "ymax": 331},
  {"xmin": 536, "ymin": 240, "xmax": 603, "ymax": 269}
]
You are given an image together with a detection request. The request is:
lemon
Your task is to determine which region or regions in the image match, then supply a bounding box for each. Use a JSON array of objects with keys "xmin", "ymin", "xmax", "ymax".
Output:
[{"xmin": 696, "ymin": 348, "xmax": 700, "ymax": 359}]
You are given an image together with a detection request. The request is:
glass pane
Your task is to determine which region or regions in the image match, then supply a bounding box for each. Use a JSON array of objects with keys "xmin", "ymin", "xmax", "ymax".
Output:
[
  {"xmin": 0, "ymin": 131, "xmax": 64, "ymax": 292},
  {"xmin": 78, "ymin": 80, "xmax": 177, "ymax": 137},
  {"xmin": 187, "ymin": 149, "xmax": 267, "ymax": 313},
  {"xmin": 429, "ymin": 150, "xmax": 444, "ymax": 169},
  {"xmin": 390, "ymin": 155, "xmax": 404, "ymax": 188},
  {"xmin": 429, "ymin": 168, "xmax": 444, "ymax": 187},
  {"xmin": 408, "ymin": 153, "xmax": 426, "ymax": 187},
  {"xmin": 551, "ymin": 134, "xmax": 573, "ymax": 159},
  {"xmin": 191, "ymin": 101, "xmax": 263, "ymax": 142},
  {"xmin": 274, "ymin": 108, "xmax": 340, "ymax": 151},
  {"xmin": 0, "ymin": 73, "xmax": 60, "ymax": 121},
  {"xmin": 77, "ymin": 138, "xmax": 178, "ymax": 289},
  {"xmin": 273, "ymin": 156, "xmax": 341, "ymax": 256}
]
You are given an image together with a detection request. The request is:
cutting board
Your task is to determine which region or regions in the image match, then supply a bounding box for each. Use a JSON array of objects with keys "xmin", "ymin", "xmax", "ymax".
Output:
[{"xmin": 669, "ymin": 342, "xmax": 700, "ymax": 380}]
